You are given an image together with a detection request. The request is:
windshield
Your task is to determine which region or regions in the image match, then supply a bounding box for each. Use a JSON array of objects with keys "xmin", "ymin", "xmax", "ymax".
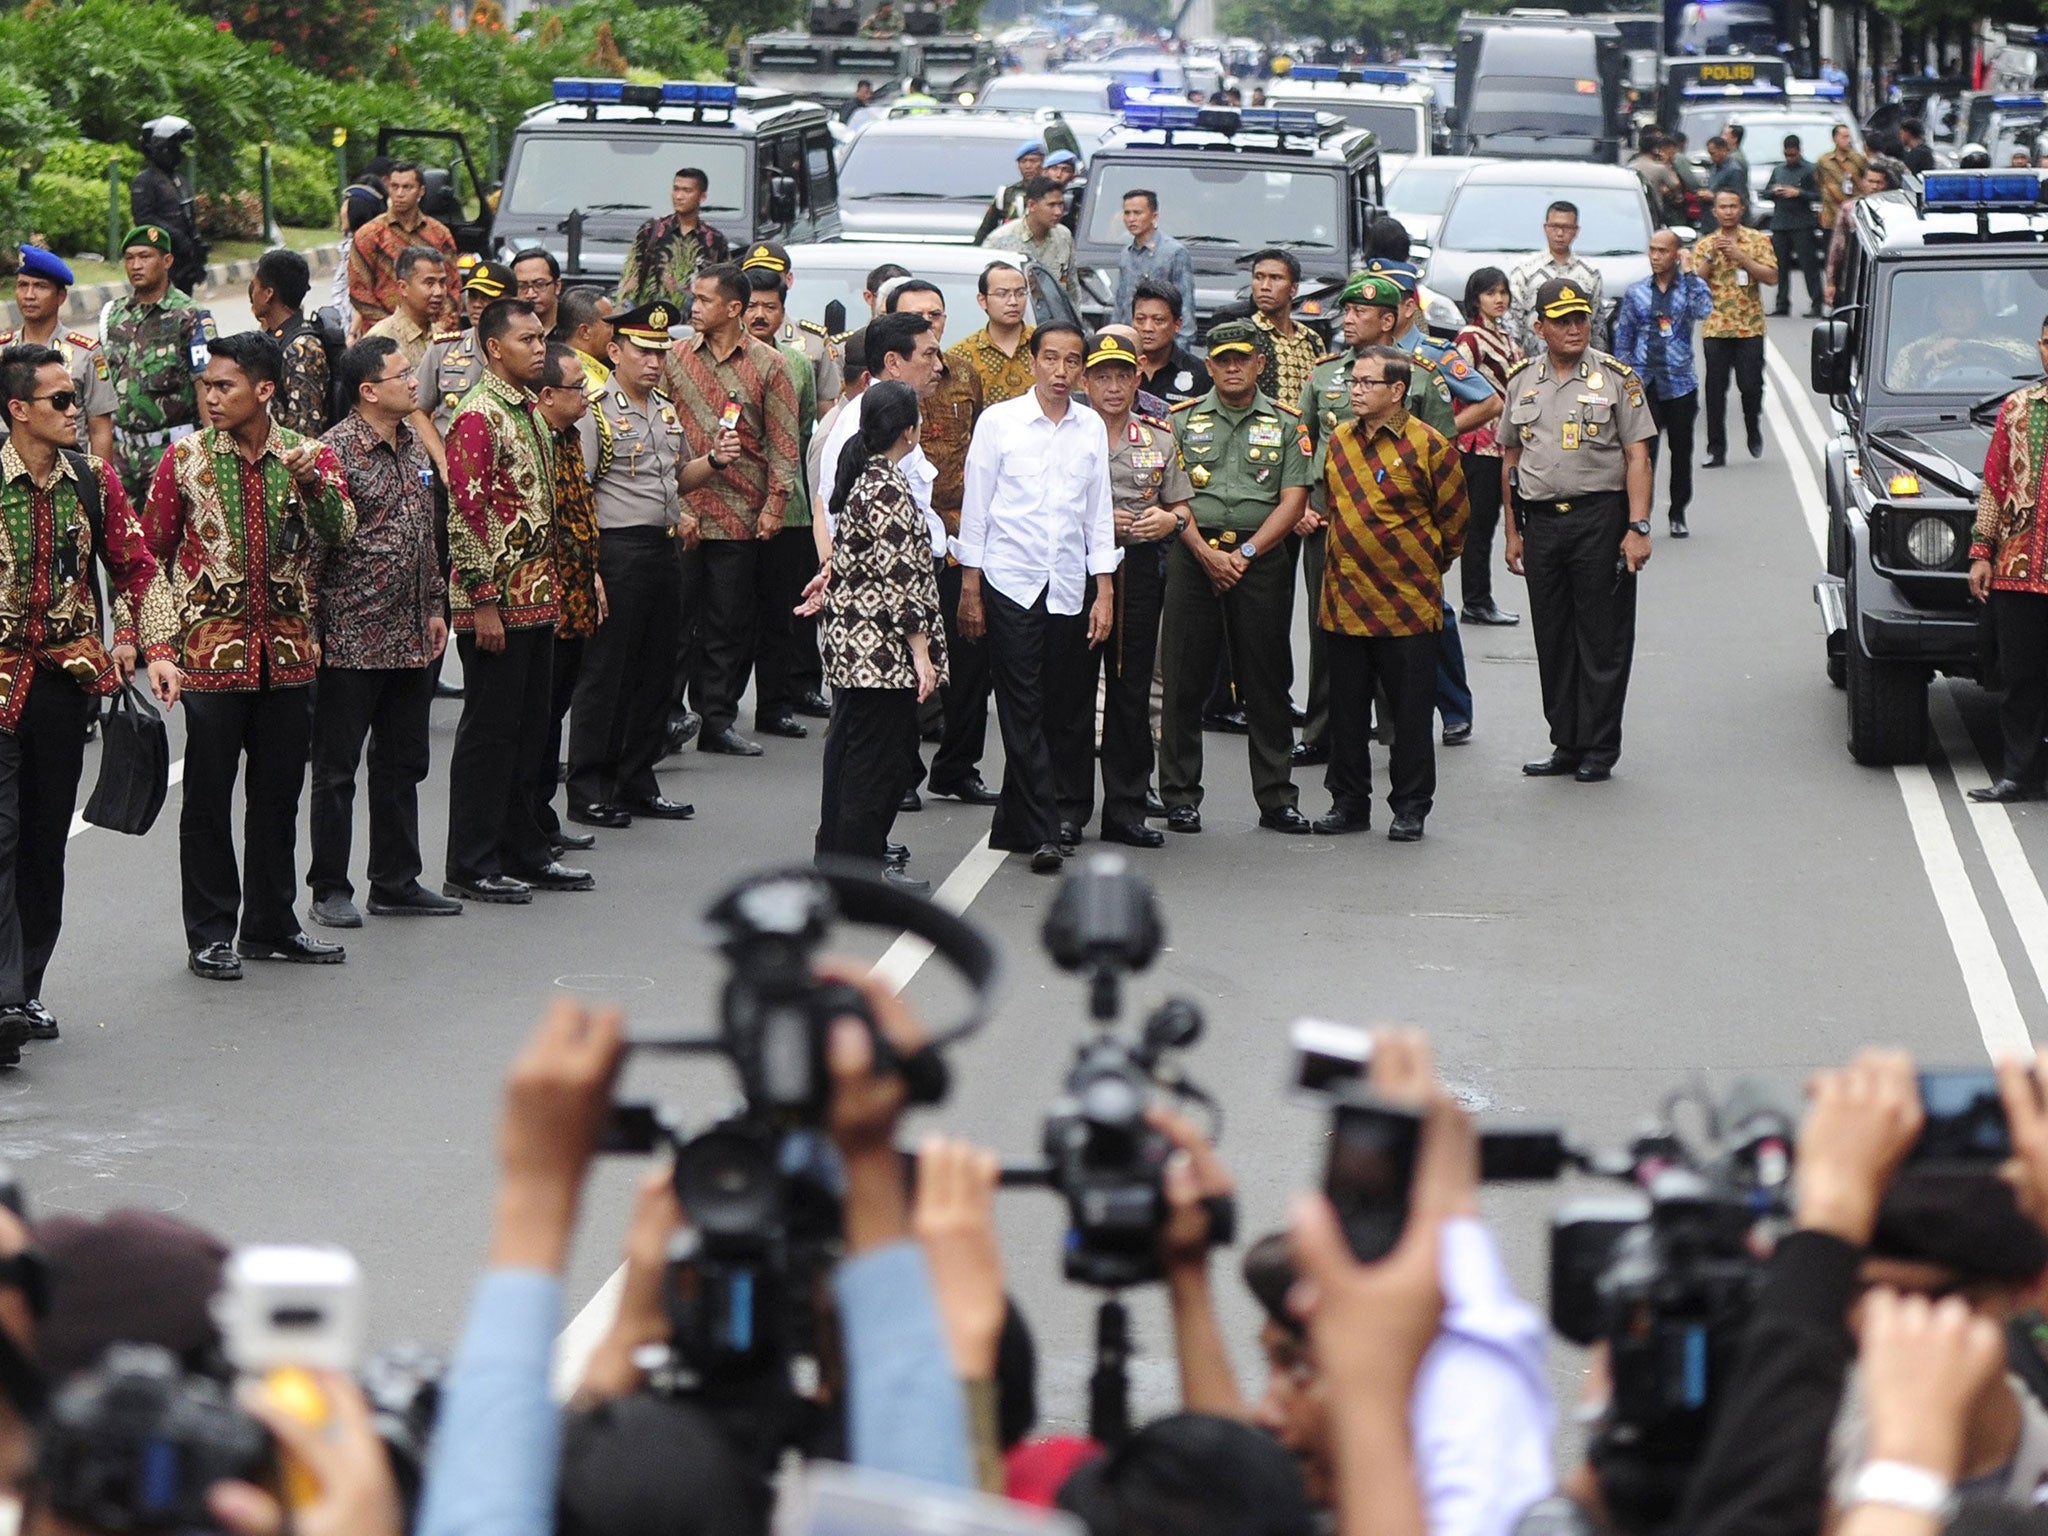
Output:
[
  {"xmin": 977, "ymin": 78, "xmax": 1109, "ymax": 113},
  {"xmin": 503, "ymin": 137, "xmax": 746, "ymax": 218},
  {"xmin": 1746, "ymin": 118, "xmax": 1857, "ymax": 177},
  {"xmin": 1437, "ymin": 183, "xmax": 1648, "ymax": 256},
  {"xmin": 1267, "ymin": 95, "xmax": 1421, "ymax": 151},
  {"xmin": 1881, "ymin": 266, "xmax": 2048, "ymax": 394},
  {"xmin": 1386, "ymin": 161, "xmax": 1467, "ymax": 217},
  {"xmin": 1468, "ymin": 79, "xmax": 1605, "ymax": 140},
  {"xmin": 840, "ymin": 132, "xmax": 1024, "ymax": 201},
  {"xmin": 1081, "ymin": 160, "xmax": 1343, "ymax": 251}
]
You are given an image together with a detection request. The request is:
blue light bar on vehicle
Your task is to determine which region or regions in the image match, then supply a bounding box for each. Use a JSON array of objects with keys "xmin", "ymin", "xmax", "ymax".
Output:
[
  {"xmin": 1121, "ymin": 103, "xmax": 1202, "ymax": 131},
  {"xmin": 554, "ymin": 78, "xmax": 626, "ymax": 104},
  {"xmin": 1285, "ymin": 64, "xmax": 1410, "ymax": 84},
  {"xmin": 1920, "ymin": 171, "xmax": 2045, "ymax": 211},
  {"xmin": 1800, "ymin": 81, "xmax": 1846, "ymax": 98},
  {"xmin": 1681, "ymin": 81, "xmax": 1785, "ymax": 98},
  {"xmin": 660, "ymin": 82, "xmax": 740, "ymax": 106},
  {"xmin": 1238, "ymin": 107, "xmax": 1321, "ymax": 134},
  {"xmin": 1993, "ymin": 93, "xmax": 2048, "ymax": 109}
]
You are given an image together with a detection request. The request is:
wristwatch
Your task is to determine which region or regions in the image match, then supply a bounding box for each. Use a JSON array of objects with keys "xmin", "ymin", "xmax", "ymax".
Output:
[
  {"xmin": 1628, "ymin": 520, "xmax": 1652, "ymax": 537},
  {"xmin": 1846, "ymin": 1462, "xmax": 1958, "ymax": 1523},
  {"xmin": 1240, "ymin": 540, "xmax": 1259, "ymax": 561},
  {"xmin": 1173, "ymin": 512, "xmax": 1188, "ymax": 534}
]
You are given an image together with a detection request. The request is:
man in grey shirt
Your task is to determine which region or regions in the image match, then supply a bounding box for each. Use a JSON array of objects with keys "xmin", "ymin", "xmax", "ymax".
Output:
[{"xmin": 986, "ymin": 176, "xmax": 1080, "ymax": 309}]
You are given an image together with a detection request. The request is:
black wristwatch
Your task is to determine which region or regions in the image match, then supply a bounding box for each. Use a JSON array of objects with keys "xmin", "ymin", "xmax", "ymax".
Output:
[
  {"xmin": 1628, "ymin": 520, "xmax": 1652, "ymax": 537},
  {"xmin": 1240, "ymin": 540, "xmax": 1260, "ymax": 561}
]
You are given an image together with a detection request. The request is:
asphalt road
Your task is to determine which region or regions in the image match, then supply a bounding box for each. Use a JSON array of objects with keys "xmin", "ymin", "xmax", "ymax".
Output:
[{"xmin": 25, "ymin": 300, "xmax": 2048, "ymax": 1440}]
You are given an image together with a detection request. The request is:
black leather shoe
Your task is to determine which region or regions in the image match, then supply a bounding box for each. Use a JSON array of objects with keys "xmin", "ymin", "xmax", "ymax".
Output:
[
  {"xmin": 1772, "ymin": 305, "xmax": 1791, "ymax": 317},
  {"xmin": 1202, "ymin": 708, "xmax": 1249, "ymax": 734},
  {"xmin": 514, "ymin": 861, "xmax": 595, "ymax": 892},
  {"xmin": 1747, "ymin": 425, "xmax": 1764, "ymax": 458},
  {"xmin": 553, "ymin": 830, "xmax": 598, "ymax": 851},
  {"xmin": 1669, "ymin": 513, "xmax": 1689, "ymax": 538},
  {"xmin": 755, "ymin": 713, "xmax": 809, "ymax": 739},
  {"xmin": 1057, "ymin": 820, "xmax": 1082, "ymax": 855},
  {"xmin": 1442, "ymin": 720, "xmax": 1473, "ymax": 746},
  {"xmin": 22, "ymin": 1000, "xmax": 56, "ymax": 1040},
  {"xmin": 238, "ymin": 932, "xmax": 346, "ymax": 964},
  {"xmin": 1166, "ymin": 805, "xmax": 1202, "ymax": 833},
  {"xmin": 1291, "ymin": 739, "xmax": 1330, "ymax": 767},
  {"xmin": 1703, "ymin": 453, "xmax": 1726, "ymax": 468},
  {"xmin": 0, "ymin": 1011, "xmax": 26, "ymax": 1064},
  {"xmin": 569, "ymin": 803, "xmax": 632, "ymax": 829},
  {"xmin": 367, "ymin": 884, "xmax": 464, "ymax": 916},
  {"xmin": 661, "ymin": 710, "xmax": 701, "ymax": 759},
  {"xmin": 625, "ymin": 796, "xmax": 695, "ymax": 820},
  {"xmin": 1259, "ymin": 806, "xmax": 1311, "ymax": 835},
  {"xmin": 899, "ymin": 788, "xmax": 922, "ymax": 813},
  {"xmin": 1289, "ymin": 705, "xmax": 1309, "ymax": 726},
  {"xmin": 701, "ymin": 727, "xmax": 763, "ymax": 757},
  {"xmin": 445, "ymin": 875, "xmax": 532, "ymax": 905},
  {"xmin": 1388, "ymin": 814, "xmax": 1426, "ymax": 842},
  {"xmin": 929, "ymin": 774, "xmax": 1000, "ymax": 806},
  {"xmin": 309, "ymin": 893, "xmax": 363, "ymax": 929},
  {"xmin": 1968, "ymin": 779, "xmax": 2047, "ymax": 804},
  {"xmin": 1312, "ymin": 807, "xmax": 1370, "ymax": 835},
  {"xmin": 1029, "ymin": 842, "xmax": 1064, "ymax": 873},
  {"xmin": 1101, "ymin": 821, "xmax": 1164, "ymax": 848},
  {"xmin": 1574, "ymin": 763, "xmax": 1613, "ymax": 783},
  {"xmin": 794, "ymin": 689, "xmax": 833, "ymax": 719},
  {"xmin": 1460, "ymin": 601, "xmax": 1520, "ymax": 626},
  {"xmin": 885, "ymin": 841, "xmax": 910, "ymax": 867},
  {"xmin": 883, "ymin": 867, "xmax": 932, "ymax": 894},
  {"xmin": 1522, "ymin": 753, "xmax": 1581, "ymax": 777},
  {"xmin": 1145, "ymin": 789, "xmax": 1168, "ymax": 819},
  {"xmin": 188, "ymin": 942, "xmax": 244, "ymax": 980}
]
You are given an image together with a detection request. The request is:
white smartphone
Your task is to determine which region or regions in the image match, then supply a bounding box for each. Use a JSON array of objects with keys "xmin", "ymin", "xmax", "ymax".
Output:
[{"xmin": 214, "ymin": 1245, "xmax": 365, "ymax": 1375}]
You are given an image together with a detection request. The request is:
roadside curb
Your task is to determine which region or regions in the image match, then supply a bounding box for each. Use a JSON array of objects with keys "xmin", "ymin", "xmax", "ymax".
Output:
[{"xmin": 0, "ymin": 240, "xmax": 344, "ymax": 330}]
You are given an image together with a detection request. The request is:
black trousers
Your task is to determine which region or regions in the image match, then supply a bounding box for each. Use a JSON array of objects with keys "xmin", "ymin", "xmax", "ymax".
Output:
[
  {"xmin": 757, "ymin": 525, "xmax": 819, "ymax": 721},
  {"xmin": 1325, "ymin": 629, "xmax": 1439, "ymax": 820},
  {"xmin": 307, "ymin": 664, "xmax": 434, "ymax": 902},
  {"xmin": 1991, "ymin": 589, "xmax": 2048, "ymax": 789},
  {"xmin": 1771, "ymin": 225, "xmax": 1822, "ymax": 311},
  {"xmin": 1522, "ymin": 494, "xmax": 1637, "ymax": 770},
  {"xmin": 1459, "ymin": 453, "xmax": 1504, "ymax": 612},
  {"xmin": 0, "ymin": 673, "xmax": 92, "ymax": 1006},
  {"xmin": 1159, "ymin": 539, "xmax": 1298, "ymax": 812},
  {"xmin": 569, "ymin": 528, "xmax": 681, "ymax": 809},
  {"xmin": 534, "ymin": 636, "xmax": 583, "ymax": 838},
  {"xmin": 1645, "ymin": 389, "xmax": 1699, "ymax": 520},
  {"xmin": 930, "ymin": 560, "xmax": 993, "ymax": 788},
  {"xmin": 445, "ymin": 625, "xmax": 554, "ymax": 884},
  {"xmin": 1703, "ymin": 336, "xmax": 1765, "ymax": 458},
  {"xmin": 695, "ymin": 539, "xmax": 776, "ymax": 738},
  {"xmin": 983, "ymin": 585, "xmax": 1091, "ymax": 851},
  {"xmin": 669, "ymin": 540, "xmax": 704, "ymax": 720},
  {"xmin": 816, "ymin": 686, "xmax": 918, "ymax": 867},
  {"xmin": 1095, "ymin": 540, "xmax": 1168, "ymax": 831},
  {"xmin": 181, "ymin": 680, "xmax": 315, "ymax": 949},
  {"xmin": 1298, "ymin": 529, "xmax": 1330, "ymax": 751}
]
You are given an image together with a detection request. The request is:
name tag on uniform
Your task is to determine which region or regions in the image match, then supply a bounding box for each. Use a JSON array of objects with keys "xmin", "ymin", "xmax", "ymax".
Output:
[
  {"xmin": 1247, "ymin": 422, "xmax": 1283, "ymax": 447},
  {"xmin": 1562, "ymin": 421, "xmax": 1581, "ymax": 450},
  {"xmin": 1656, "ymin": 316, "xmax": 1673, "ymax": 337}
]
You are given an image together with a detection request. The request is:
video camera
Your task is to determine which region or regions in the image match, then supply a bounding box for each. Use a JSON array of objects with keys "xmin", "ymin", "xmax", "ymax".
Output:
[{"xmin": 602, "ymin": 864, "xmax": 998, "ymax": 1470}]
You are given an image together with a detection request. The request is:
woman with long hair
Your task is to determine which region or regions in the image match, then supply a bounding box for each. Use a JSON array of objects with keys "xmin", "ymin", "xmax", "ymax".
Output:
[
  {"xmin": 1453, "ymin": 266, "xmax": 1522, "ymax": 627},
  {"xmin": 814, "ymin": 381, "xmax": 948, "ymax": 883}
]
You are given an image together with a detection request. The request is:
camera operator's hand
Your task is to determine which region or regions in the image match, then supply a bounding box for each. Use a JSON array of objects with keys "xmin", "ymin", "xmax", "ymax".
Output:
[
  {"xmin": 571, "ymin": 1165, "xmax": 684, "ymax": 1410},
  {"xmin": 1998, "ymin": 1050, "xmax": 2048, "ymax": 1229},
  {"xmin": 1367, "ymin": 1029, "xmax": 1481, "ymax": 1226},
  {"xmin": 1795, "ymin": 1050, "xmax": 1922, "ymax": 1247},
  {"xmin": 1857, "ymin": 1289, "xmax": 2005, "ymax": 1484},
  {"xmin": 820, "ymin": 960, "xmax": 929, "ymax": 1253},
  {"xmin": 208, "ymin": 1373, "xmax": 402, "ymax": 1536},
  {"xmin": 913, "ymin": 1136, "xmax": 1005, "ymax": 1380},
  {"xmin": 1150, "ymin": 1106, "xmax": 1250, "ymax": 1417},
  {"xmin": 491, "ymin": 999, "xmax": 627, "ymax": 1274}
]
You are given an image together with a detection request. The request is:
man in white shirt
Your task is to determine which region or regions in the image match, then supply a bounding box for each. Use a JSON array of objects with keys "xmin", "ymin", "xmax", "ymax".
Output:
[
  {"xmin": 815, "ymin": 312, "xmax": 944, "ymax": 557},
  {"xmin": 955, "ymin": 323, "xmax": 1118, "ymax": 873}
]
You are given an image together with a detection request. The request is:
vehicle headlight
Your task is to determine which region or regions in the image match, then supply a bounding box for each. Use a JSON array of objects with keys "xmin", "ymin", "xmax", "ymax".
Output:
[
  {"xmin": 1425, "ymin": 293, "xmax": 1461, "ymax": 333},
  {"xmin": 1904, "ymin": 515, "xmax": 1958, "ymax": 568}
]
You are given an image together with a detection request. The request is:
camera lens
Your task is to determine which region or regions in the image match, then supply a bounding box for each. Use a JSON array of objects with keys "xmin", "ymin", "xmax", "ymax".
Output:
[{"xmin": 673, "ymin": 1124, "xmax": 784, "ymax": 1238}]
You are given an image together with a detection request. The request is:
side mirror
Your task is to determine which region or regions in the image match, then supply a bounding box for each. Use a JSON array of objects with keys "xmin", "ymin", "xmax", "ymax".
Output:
[
  {"xmin": 769, "ymin": 174, "xmax": 799, "ymax": 225},
  {"xmin": 1810, "ymin": 317, "xmax": 1851, "ymax": 395}
]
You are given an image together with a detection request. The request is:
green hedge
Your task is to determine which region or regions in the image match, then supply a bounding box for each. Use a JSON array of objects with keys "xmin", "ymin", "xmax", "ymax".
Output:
[
  {"xmin": 29, "ymin": 173, "xmax": 111, "ymax": 259},
  {"xmin": 240, "ymin": 142, "xmax": 339, "ymax": 229}
]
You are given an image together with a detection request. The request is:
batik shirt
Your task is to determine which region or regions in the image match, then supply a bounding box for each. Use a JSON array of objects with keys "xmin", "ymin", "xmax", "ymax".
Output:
[
  {"xmin": 821, "ymin": 458, "xmax": 949, "ymax": 692},
  {"xmin": 1253, "ymin": 312, "xmax": 1322, "ymax": 415},
  {"xmin": 617, "ymin": 214, "xmax": 730, "ymax": 309},
  {"xmin": 313, "ymin": 412, "xmax": 443, "ymax": 669},
  {"xmin": 445, "ymin": 371, "xmax": 558, "ymax": 632},
  {"xmin": 663, "ymin": 332, "xmax": 801, "ymax": 541},
  {"xmin": 947, "ymin": 327, "xmax": 1036, "ymax": 409},
  {"xmin": 0, "ymin": 444, "xmax": 173, "ymax": 730},
  {"xmin": 268, "ymin": 321, "xmax": 331, "ymax": 439},
  {"xmin": 347, "ymin": 211, "xmax": 457, "ymax": 333},
  {"xmin": 1319, "ymin": 410, "xmax": 1469, "ymax": 638},
  {"xmin": 1973, "ymin": 382, "xmax": 2048, "ymax": 595},
  {"xmin": 549, "ymin": 422, "xmax": 601, "ymax": 641},
  {"xmin": 142, "ymin": 425, "xmax": 357, "ymax": 690}
]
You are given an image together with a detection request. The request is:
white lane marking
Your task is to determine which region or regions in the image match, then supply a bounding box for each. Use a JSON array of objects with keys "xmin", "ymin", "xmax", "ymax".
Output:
[
  {"xmin": 1932, "ymin": 687, "xmax": 2048, "ymax": 1010},
  {"xmin": 1765, "ymin": 337, "xmax": 2038, "ymax": 1058},
  {"xmin": 549, "ymin": 834, "xmax": 1014, "ymax": 1398},
  {"xmin": 68, "ymin": 756, "xmax": 183, "ymax": 839}
]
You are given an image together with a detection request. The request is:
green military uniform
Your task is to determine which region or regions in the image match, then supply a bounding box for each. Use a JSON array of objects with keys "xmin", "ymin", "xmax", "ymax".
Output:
[
  {"xmin": 99, "ymin": 282, "xmax": 213, "ymax": 504},
  {"xmin": 1158, "ymin": 321, "xmax": 1318, "ymax": 821}
]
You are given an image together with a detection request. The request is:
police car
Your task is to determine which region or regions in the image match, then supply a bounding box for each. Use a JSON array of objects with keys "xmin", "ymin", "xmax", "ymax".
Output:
[
  {"xmin": 1069, "ymin": 100, "xmax": 1386, "ymax": 330},
  {"xmin": 1811, "ymin": 171, "xmax": 2048, "ymax": 764},
  {"xmin": 1262, "ymin": 65, "xmax": 1440, "ymax": 177},
  {"xmin": 492, "ymin": 80, "xmax": 841, "ymax": 283},
  {"xmin": 1666, "ymin": 63, "xmax": 1859, "ymax": 228}
]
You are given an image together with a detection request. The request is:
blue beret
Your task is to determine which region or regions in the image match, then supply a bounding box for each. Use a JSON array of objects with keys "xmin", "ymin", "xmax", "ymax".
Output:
[
  {"xmin": 1015, "ymin": 140, "xmax": 1045, "ymax": 160},
  {"xmin": 1044, "ymin": 149, "xmax": 1079, "ymax": 168},
  {"xmin": 1364, "ymin": 257, "xmax": 1419, "ymax": 294},
  {"xmin": 16, "ymin": 246, "xmax": 73, "ymax": 288}
]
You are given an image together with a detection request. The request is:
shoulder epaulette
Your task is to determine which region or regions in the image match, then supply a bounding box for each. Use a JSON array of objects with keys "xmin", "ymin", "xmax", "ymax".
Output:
[
  {"xmin": 831, "ymin": 329, "xmax": 858, "ymax": 346},
  {"xmin": 1137, "ymin": 412, "xmax": 1172, "ymax": 430},
  {"xmin": 430, "ymin": 328, "xmax": 463, "ymax": 344},
  {"xmin": 1607, "ymin": 359, "xmax": 1638, "ymax": 379},
  {"xmin": 0, "ymin": 331, "xmax": 15, "ymax": 347},
  {"xmin": 797, "ymin": 318, "xmax": 829, "ymax": 337},
  {"xmin": 1506, "ymin": 357, "xmax": 1535, "ymax": 380},
  {"xmin": 1170, "ymin": 397, "xmax": 1202, "ymax": 412},
  {"xmin": 1313, "ymin": 351, "xmax": 1343, "ymax": 365},
  {"xmin": 1274, "ymin": 401, "xmax": 1301, "ymax": 417},
  {"xmin": 1413, "ymin": 353, "xmax": 1440, "ymax": 372},
  {"xmin": 65, "ymin": 331, "xmax": 98, "ymax": 351}
]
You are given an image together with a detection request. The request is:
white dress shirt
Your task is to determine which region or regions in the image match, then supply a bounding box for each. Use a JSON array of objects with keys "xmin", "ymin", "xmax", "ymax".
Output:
[
  {"xmin": 816, "ymin": 389, "xmax": 944, "ymax": 556},
  {"xmin": 952, "ymin": 391, "xmax": 1119, "ymax": 615}
]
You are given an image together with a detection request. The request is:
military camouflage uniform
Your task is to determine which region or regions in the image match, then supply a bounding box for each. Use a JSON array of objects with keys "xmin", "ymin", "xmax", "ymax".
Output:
[{"xmin": 100, "ymin": 289, "xmax": 214, "ymax": 504}]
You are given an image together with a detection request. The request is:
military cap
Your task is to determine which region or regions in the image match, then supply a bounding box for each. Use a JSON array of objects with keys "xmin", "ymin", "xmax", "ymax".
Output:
[
  {"xmin": 1204, "ymin": 319, "xmax": 1259, "ymax": 359},
  {"xmin": 463, "ymin": 260, "xmax": 514, "ymax": 301},
  {"xmin": 1362, "ymin": 257, "xmax": 1419, "ymax": 295},
  {"xmin": 1338, "ymin": 272, "xmax": 1403, "ymax": 309},
  {"xmin": 741, "ymin": 241, "xmax": 791, "ymax": 274},
  {"xmin": 1015, "ymin": 139, "xmax": 1046, "ymax": 160},
  {"xmin": 121, "ymin": 225, "xmax": 174, "ymax": 256},
  {"xmin": 1535, "ymin": 276, "xmax": 1594, "ymax": 320},
  {"xmin": 1085, "ymin": 331, "xmax": 1140, "ymax": 369},
  {"xmin": 16, "ymin": 246, "xmax": 74, "ymax": 287},
  {"xmin": 612, "ymin": 301, "xmax": 679, "ymax": 351},
  {"xmin": 1043, "ymin": 149, "xmax": 1079, "ymax": 169}
]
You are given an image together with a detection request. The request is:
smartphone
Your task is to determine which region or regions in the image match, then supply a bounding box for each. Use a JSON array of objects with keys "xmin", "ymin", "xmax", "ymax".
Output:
[
  {"xmin": 214, "ymin": 1245, "xmax": 364, "ymax": 1374},
  {"xmin": 1289, "ymin": 1016, "xmax": 1371, "ymax": 1101},
  {"xmin": 1325, "ymin": 1098, "xmax": 1421, "ymax": 1263},
  {"xmin": 718, "ymin": 394, "xmax": 742, "ymax": 434},
  {"xmin": 1910, "ymin": 1068, "xmax": 2012, "ymax": 1168}
]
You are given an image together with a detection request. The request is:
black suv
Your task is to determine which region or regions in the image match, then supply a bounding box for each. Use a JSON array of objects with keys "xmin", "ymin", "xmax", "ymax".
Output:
[{"xmin": 1810, "ymin": 173, "xmax": 2048, "ymax": 764}]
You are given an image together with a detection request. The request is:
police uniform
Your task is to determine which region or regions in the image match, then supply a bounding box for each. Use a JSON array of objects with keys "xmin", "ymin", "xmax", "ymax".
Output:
[
  {"xmin": 99, "ymin": 226, "xmax": 215, "ymax": 505},
  {"xmin": 0, "ymin": 248, "xmax": 117, "ymax": 451},
  {"xmin": 1504, "ymin": 278, "xmax": 1657, "ymax": 779},
  {"xmin": 420, "ymin": 262, "xmax": 510, "ymax": 437},
  {"xmin": 565, "ymin": 303, "xmax": 695, "ymax": 823},
  {"xmin": 739, "ymin": 242, "xmax": 843, "ymax": 407},
  {"xmin": 1158, "ymin": 320, "xmax": 1317, "ymax": 828},
  {"xmin": 1083, "ymin": 333, "xmax": 1193, "ymax": 843}
]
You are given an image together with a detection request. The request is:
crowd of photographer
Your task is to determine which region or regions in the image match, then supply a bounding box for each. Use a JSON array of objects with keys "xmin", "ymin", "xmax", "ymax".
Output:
[{"xmin": 4, "ymin": 858, "xmax": 2048, "ymax": 1536}]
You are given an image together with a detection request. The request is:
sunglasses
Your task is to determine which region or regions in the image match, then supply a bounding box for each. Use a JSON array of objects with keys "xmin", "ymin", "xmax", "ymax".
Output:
[{"xmin": 33, "ymin": 391, "xmax": 78, "ymax": 413}]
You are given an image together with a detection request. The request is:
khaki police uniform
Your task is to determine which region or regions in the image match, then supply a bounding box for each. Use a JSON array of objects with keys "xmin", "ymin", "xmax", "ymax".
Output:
[
  {"xmin": 422, "ymin": 329, "xmax": 485, "ymax": 439},
  {"xmin": 1503, "ymin": 344, "xmax": 1656, "ymax": 772},
  {"xmin": 0, "ymin": 329, "xmax": 117, "ymax": 429},
  {"xmin": 779, "ymin": 317, "xmax": 842, "ymax": 409},
  {"xmin": 1159, "ymin": 373, "xmax": 1317, "ymax": 817}
]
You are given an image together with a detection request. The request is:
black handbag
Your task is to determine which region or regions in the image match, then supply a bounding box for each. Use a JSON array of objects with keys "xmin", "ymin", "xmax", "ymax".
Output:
[{"xmin": 81, "ymin": 680, "xmax": 170, "ymax": 836}]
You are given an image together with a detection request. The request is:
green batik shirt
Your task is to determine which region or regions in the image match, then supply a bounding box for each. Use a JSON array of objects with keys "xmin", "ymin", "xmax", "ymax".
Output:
[
  {"xmin": 101, "ymin": 290, "xmax": 214, "ymax": 434},
  {"xmin": 617, "ymin": 215, "xmax": 731, "ymax": 309},
  {"xmin": 779, "ymin": 342, "xmax": 816, "ymax": 528}
]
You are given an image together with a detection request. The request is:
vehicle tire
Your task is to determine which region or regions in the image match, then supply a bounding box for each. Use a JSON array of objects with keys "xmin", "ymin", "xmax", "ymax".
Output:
[
  {"xmin": 1844, "ymin": 569, "xmax": 1928, "ymax": 765},
  {"xmin": 1827, "ymin": 651, "xmax": 1846, "ymax": 688}
]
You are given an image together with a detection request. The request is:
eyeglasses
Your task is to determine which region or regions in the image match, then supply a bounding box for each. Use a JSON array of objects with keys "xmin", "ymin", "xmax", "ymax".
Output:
[
  {"xmin": 373, "ymin": 365, "xmax": 416, "ymax": 386},
  {"xmin": 1349, "ymin": 376, "xmax": 1394, "ymax": 390},
  {"xmin": 515, "ymin": 279, "xmax": 558, "ymax": 294},
  {"xmin": 32, "ymin": 391, "xmax": 78, "ymax": 412}
]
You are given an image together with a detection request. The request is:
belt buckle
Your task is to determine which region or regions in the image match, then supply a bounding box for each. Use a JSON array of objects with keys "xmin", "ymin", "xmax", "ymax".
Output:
[{"xmin": 1557, "ymin": 499, "xmax": 1573, "ymax": 512}]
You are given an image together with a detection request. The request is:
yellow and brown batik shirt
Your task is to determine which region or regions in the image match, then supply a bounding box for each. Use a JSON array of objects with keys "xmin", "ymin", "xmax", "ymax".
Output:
[
  {"xmin": 1694, "ymin": 225, "xmax": 1776, "ymax": 339},
  {"xmin": 1974, "ymin": 381, "xmax": 2048, "ymax": 594},
  {"xmin": 947, "ymin": 326, "xmax": 1036, "ymax": 409},
  {"xmin": 1318, "ymin": 409, "xmax": 1469, "ymax": 638}
]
